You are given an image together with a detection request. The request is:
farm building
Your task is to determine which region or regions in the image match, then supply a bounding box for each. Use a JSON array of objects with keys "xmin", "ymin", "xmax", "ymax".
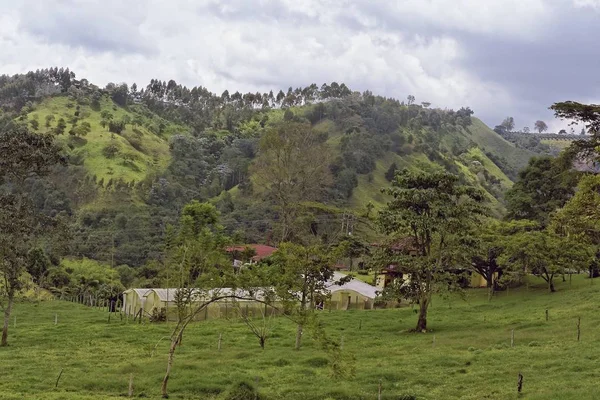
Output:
[
  {"xmin": 122, "ymin": 288, "xmax": 153, "ymax": 316},
  {"xmin": 141, "ymin": 288, "xmax": 282, "ymax": 321},
  {"xmin": 326, "ymin": 272, "xmax": 379, "ymax": 310}
]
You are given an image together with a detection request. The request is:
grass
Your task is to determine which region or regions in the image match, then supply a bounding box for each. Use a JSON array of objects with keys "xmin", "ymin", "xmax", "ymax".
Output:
[
  {"xmin": 2, "ymin": 275, "xmax": 600, "ymax": 399},
  {"xmin": 463, "ymin": 118, "xmax": 535, "ymax": 172}
]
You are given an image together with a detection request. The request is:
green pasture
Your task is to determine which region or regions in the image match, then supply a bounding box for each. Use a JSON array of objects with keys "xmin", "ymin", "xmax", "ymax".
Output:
[{"xmin": 2, "ymin": 275, "xmax": 600, "ymax": 399}]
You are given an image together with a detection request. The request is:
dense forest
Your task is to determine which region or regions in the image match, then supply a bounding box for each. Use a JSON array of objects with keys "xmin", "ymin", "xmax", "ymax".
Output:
[{"xmin": 1, "ymin": 67, "xmax": 590, "ymax": 321}]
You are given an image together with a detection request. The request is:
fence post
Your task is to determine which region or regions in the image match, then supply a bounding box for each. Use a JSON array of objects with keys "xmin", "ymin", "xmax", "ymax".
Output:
[
  {"xmin": 577, "ymin": 317, "xmax": 581, "ymax": 342},
  {"xmin": 545, "ymin": 309, "xmax": 549, "ymax": 321},
  {"xmin": 378, "ymin": 379, "xmax": 382, "ymax": 400},
  {"xmin": 128, "ymin": 374, "xmax": 134, "ymax": 397},
  {"xmin": 517, "ymin": 373, "xmax": 523, "ymax": 393}
]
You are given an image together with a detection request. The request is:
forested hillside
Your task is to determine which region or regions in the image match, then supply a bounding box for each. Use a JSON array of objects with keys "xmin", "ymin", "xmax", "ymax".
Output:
[{"xmin": 0, "ymin": 68, "xmax": 536, "ymax": 271}]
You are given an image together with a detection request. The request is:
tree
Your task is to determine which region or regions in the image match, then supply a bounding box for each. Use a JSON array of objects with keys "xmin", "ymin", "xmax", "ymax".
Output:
[
  {"xmin": 534, "ymin": 120, "xmax": 548, "ymax": 133},
  {"xmin": 377, "ymin": 170, "xmax": 486, "ymax": 331},
  {"xmin": 160, "ymin": 202, "xmax": 244, "ymax": 397},
  {"xmin": 470, "ymin": 220, "xmax": 507, "ymax": 300},
  {"xmin": 0, "ymin": 127, "xmax": 63, "ymax": 346},
  {"xmin": 501, "ymin": 116, "xmax": 515, "ymax": 132},
  {"xmin": 385, "ymin": 163, "xmax": 398, "ymax": 182},
  {"xmin": 45, "ymin": 114, "xmax": 55, "ymax": 128},
  {"xmin": 406, "ymin": 95, "xmax": 415, "ymax": 105},
  {"xmin": 252, "ymin": 121, "xmax": 331, "ymax": 242},
  {"xmin": 270, "ymin": 243, "xmax": 337, "ymax": 349},
  {"xmin": 558, "ymin": 129, "xmax": 567, "ymax": 135},
  {"xmin": 501, "ymin": 230, "xmax": 591, "ymax": 292},
  {"xmin": 505, "ymin": 155, "xmax": 580, "ymax": 226},
  {"xmin": 100, "ymin": 110, "xmax": 113, "ymax": 121},
  {"xmin": 108, "ymin": 120, "xmax": 125, "ymax": 134},
  {"xmin": 54, "ymin": 118, "xmax": 67, "ymax": 135},
  {"xmin": 70, "ymin": 121, "xmax": 91, "ymax": 137},
  {"xmin": 523, "ymin": 126, "xmax": 530, "ymax": 133}
]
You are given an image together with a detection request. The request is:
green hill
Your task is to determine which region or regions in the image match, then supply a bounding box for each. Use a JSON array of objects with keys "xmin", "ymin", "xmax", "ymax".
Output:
[{"xmin": 1, "ymin": 69, "xmax": 543, "ymax": 267}]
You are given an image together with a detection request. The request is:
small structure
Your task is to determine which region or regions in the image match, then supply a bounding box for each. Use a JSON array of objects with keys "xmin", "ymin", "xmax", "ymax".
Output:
[
  {"xmin": 326, "ymin": 272, "xmax": 379, "ymax": 310},
  {"xmin": 122, "ymin": 288, "xmax": 153, "ymax": 316},
  {"xmin": 226, "ymin": 244, "xmax": 277, "ymax": 264}
]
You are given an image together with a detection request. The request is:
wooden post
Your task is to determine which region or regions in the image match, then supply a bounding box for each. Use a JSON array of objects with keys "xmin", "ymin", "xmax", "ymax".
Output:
[
  {"xmin": 378, "ymin": 379, "xmax": 382, "ymax": 400},
  {"xmin": 218, "ymin": 333, "xmax": 222, "ymax": 351},
  {"xmin": 517, "ymin": 373, "xmax": 523, "ymax": 393},
  {"xmin": 545, "ymin": 309, "xmax": 549, "ymax": 322},
  {"xmin": 577, "ymin": 317, "xmax": 581, "ymax": 342},
  {"xmin": 511, "ymin": 329, "xmax": 514, "ymax": 347},
  {"xmin": 128, "ymin": 374, "xmax": 134, "ymax": 397},
  {"xmin": 138, "ymin": 308, "xmax": 143, "ymax": 324}
]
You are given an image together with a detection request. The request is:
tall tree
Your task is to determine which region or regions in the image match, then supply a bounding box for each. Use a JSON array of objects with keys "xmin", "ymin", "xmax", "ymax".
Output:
[
  {"xmin": 377, "ymin": 170, "xmax": 486, "ymax": 332},
  {"xmin": 534, "ymin": 120, "xmax": 548, "ymax": 133},
  {"xmin": 252, "ymin": 121, "xmax": 331, "ymax": 242},
  {"xmin": 501, "ymin": 116, "xmax": 515, "ymax": 132},
  {"xmin": 505, "ymin": 155, "xmax": 580, "ymax": 226},
  {"xmin": 501, "ymin": 230, "xmax": 591, "ymax": 292},
  {"xmin": 270, "ymin": 243, "xmax": 340, "ymax": 350},
  {"xmin": 0, "ymin": 126, "xmax": 63, "ymax": 346}
]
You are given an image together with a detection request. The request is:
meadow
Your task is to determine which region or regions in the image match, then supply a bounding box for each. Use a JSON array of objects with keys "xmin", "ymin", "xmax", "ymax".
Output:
[{"xmin": 2, "ymin": 275, "xmax": 600, "ymax": 400}]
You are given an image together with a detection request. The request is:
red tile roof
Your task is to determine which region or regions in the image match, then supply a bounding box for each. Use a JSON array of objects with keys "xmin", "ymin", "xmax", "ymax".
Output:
[{"xmin": 226, "ymin": 244, "xmax": 278, "ymax": 261}]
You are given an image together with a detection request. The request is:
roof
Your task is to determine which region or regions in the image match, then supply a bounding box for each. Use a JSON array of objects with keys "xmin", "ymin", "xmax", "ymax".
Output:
[
  {"xmin": 123, "ymin": 288, "xmax": 154, "ymax": 298},
  {"xmin": 371, "ymin": 237, "xmax": 418, "ymax": 252},
  {"xmin": 326, "ymin": 272, "xmax": 379, "ymax": 299},
  {"xmin": 143, "ymin": 287, "xmax": 272, "ymax": 302},
  {"xmin": 226, "ymin": 244, "xmax": 278, "ymax": 261}
]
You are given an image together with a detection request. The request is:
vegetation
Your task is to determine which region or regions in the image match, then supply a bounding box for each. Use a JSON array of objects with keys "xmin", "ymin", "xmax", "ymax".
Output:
[
  {"xmin": 4, "ymin": 67, "xmax": 600, "ymax": 399},
  {"xmin": 3, "ymin": 277, "xmax": 600, "ymax": 399}
]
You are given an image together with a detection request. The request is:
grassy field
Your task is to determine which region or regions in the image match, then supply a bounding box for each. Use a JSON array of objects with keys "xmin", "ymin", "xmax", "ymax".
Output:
[{"xmin": 2, "ymin": 275, "xmax": 600, "ymax": 399}]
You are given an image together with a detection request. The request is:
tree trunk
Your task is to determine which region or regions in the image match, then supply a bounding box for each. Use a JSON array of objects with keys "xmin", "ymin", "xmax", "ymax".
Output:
[
  {"xmin": 295, "ymin": 323, "xmax": 303, "ymax": 350},
  {"xmin": 549, "ymin": 279, "xmax": 555, "ymax": 293},
  {"xmin": 416, "ymin": 297, "xmax": 429, "ymax": 332},
  {"xmin": 1, "ymin": 293, "xmax": 13, "ymax": 347},
  {"xmin": 161, "ymin": 332, "xmax": 181, "ymax": 398}
]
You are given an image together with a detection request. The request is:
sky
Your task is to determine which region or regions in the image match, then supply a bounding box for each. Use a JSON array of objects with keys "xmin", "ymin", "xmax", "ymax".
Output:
[{"xmin": 1, "ymin": 0, "xmax": 599, "ymax": 132}]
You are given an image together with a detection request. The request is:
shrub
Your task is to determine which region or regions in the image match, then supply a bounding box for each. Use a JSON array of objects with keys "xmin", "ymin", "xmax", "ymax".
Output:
[
  {"xmin": 102, "ymin": 143, "xmax": 120, "ymax": 158},
  {"xmin": 222, "ymin": 381, "xmax": 261, "ymax": 400}
]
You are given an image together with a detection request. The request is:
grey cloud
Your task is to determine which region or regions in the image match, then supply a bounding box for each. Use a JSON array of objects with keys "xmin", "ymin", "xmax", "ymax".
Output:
[{"xmin": 18, "ymin": 0, "xmax": 155, "ymax": 56}]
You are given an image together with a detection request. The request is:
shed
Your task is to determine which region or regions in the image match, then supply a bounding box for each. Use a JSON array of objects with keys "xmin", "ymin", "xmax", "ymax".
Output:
[
  {"xmin": 326, "ymin": 272, "xmax": 379, "ymax": 310},
  {"xmin": 122, "ymin": 288, "xmax": 153, "ymax": 316}
]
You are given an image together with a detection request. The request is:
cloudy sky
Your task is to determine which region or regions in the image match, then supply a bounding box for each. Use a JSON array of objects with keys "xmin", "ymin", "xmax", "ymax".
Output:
[{"xmin": 1, "ymin": 0, "xmax": 598, "ymax": 131}]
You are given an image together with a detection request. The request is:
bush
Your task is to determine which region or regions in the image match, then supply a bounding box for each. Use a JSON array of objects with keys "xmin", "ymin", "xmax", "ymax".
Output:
[
  {"xmin": 102, "ymin": 143, "xmax": 120, "ymax": 158},
  {"xmin": 149, "ymin": 307, "xmax": 166, "ymax": 322},
  {"xmin": 221, "ymin": 381, "xmax": 261, "ymax": 400}
]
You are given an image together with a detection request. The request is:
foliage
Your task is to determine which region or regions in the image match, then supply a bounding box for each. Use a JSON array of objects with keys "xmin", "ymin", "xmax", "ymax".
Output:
[
  {"xmin": 0, "ymin": 125, "xmax": 64, "ymax": 346},
  {"xmin": 252, "ymin": 121, "xmax": 331, "ymax": 242},
  {"xmin": 377, "ymin": 169, "xmax": 487, "ymax": 331},
  {"xmin": 505, "ymin": 155, "xmax": 581, "ymax": 226}
]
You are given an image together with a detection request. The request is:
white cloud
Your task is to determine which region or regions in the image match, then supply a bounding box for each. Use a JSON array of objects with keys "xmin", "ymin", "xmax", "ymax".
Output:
[{"xmin": 0, "ymin": 0, "xmax": 593, "ymax": 128}]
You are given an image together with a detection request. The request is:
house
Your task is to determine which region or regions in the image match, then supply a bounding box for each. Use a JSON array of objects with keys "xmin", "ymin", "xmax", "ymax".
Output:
[
  {"xmin": 122, "ymin": 288, "xmax": 153, "ymax": 316},
  {"xmin": 325, "ymin": 272, "xmax": 379, "ymax": 310},
  {"xmin": 226, "ymin": 244, "xmax": 278, "ymax": 263}
]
